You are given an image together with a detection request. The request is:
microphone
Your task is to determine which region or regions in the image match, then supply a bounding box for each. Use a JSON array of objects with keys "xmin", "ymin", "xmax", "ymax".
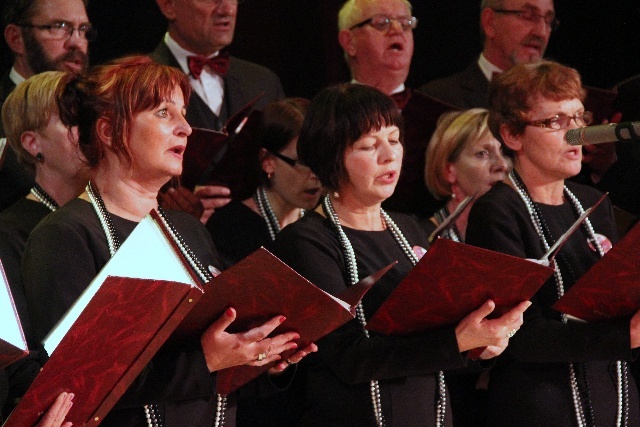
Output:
[{"xmin": 565, "ymin": 121, "xmax": 640, "ymax": 145}]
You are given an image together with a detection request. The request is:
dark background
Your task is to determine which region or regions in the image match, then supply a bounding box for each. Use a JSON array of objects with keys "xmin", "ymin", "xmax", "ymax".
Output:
[{"xmin": 2, "ymin": 0, "xmax": 640, "ymax": 99}]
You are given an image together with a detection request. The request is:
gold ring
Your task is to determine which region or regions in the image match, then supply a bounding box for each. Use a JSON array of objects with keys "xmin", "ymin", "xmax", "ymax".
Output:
[
  {"xmin": 507, "ymin": 329, "xmax": 517, "ymax": 338},
  {"xmin": 285, "ymin": 359, "xmax": 295, "ymax": 365},
  {"xmin": 257, "ymin": 352, "xmax": 267, "ymax": 361}
]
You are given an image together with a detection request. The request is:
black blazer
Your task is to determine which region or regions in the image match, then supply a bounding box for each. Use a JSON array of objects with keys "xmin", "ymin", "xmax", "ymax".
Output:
[
  {"xmin": 418, "ymin": 61, "xmax": 490, "ymax": 110},
  {"xmin": 0, "ymin": 72, "xmax": 34, "ymax": 212},
  {"xmin": 149, "ymin": 41, "xmax": 285, "ymax": 130}
]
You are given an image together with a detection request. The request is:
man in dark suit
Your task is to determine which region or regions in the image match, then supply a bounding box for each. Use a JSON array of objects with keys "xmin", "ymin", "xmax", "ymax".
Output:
[
  {"xmin": 0, "ymin": 0, "xmax": 91, "ymax": 212},
  {"xmin": 152, "ymin": 0, "xmax": 285, "ymax": 223},
  {"xmin": 419, "ymin": 0, "xmax": 555, "ymax": 109},
  {"xmin": 338, "ymin": 0, "xmax": 456, "ymax": 217}
]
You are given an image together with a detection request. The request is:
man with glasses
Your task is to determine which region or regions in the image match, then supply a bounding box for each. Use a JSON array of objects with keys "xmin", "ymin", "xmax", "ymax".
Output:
[
  {"xmin": 420, "ymin": 0, "xmax": 555, "ymax": 109},
  {"xmin": 151, "ymin": 0, "xmax": 285, "ymax": 223},
  {"xmin": 338, "ymin": 0, "xmax": 457, "ymax": 218},
  {"xmin": 0, "ymin": 0, "xmax": 92, "ymax": 212}
]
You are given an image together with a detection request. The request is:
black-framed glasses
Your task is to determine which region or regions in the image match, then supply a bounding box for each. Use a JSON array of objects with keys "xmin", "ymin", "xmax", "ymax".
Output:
[
  {"xmin": 269, "ymin": 151, "xmax": 310, "ymax": 170},
  {"xmin": 18, "ymin": 21, "xmax": 97, "ymax": 41},
  {"xmin": 492, "ymin": 8, "xmax": 559, "ymax": 31},
  {"xmin": 524, "ymin": 111, "xmax": 593, "ymax": 130},
  {"xmin": 349, "ymin": 14, "xmax": 418, "ymax": 32}
]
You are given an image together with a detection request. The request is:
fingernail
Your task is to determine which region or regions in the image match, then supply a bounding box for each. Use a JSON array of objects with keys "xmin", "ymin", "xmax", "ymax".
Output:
[
  {"xmin": 279, "ymin": 316, "xmax": 286, "ymax": 323},
  {"xmin": 69, "ymin": 393, "xmax": 75, "ymax": 400},
  {"xmin": 226, "ymin": 307, "xmax": 234, "ymax": 316},
  {"xmin": 293, "ymin": 334, "xmax": 300, "ymax": 340},
  {"xmin": 290, "ymin": 343, "xmax": 298, "ymax": 349}
]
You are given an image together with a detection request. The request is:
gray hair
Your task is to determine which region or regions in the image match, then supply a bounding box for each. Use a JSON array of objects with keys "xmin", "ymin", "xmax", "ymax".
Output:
[{"xmin": 338, "ymin": 0, "xmax": 413, "ymax": 30}]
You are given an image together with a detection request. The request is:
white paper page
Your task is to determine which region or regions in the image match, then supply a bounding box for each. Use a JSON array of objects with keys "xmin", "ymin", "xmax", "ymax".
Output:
[
  {"xmin": 43, "ymin": 215, "xmax": 197, "ymax": 354},
  {"xmin": 0, "ymin": 260, "xmax": 27, "ymax": 350}
]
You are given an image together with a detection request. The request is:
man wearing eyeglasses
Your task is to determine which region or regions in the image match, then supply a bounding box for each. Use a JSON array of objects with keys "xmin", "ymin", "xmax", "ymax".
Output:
[
  {"xmin": 338, "ymin": 0, "xmax": 457, "ymax": 218},
  {"xmin": 151, "ymin": 0, "xmax": 285, "ymax": 223},
  {"xmin": 0, "ymin": 0, "xmax": 92, "ymax": 212},
  {"xmin": 419, "ymin": 0, "xmax": 555, "ymax": 109}
]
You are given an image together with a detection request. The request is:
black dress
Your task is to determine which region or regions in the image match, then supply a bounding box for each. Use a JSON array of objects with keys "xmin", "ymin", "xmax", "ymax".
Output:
[
  {"xmin": 206, "ymin": 200, "xmax": 302, "ymax": 427},
  {"xmin": 271, "ymin": 211, "xmax": 466, "ymax": 427},
  {"xmin": 466, "ymin": 181, "xmax": 640, "ymax": 427},
  {"xmin": 205, "ymin": 200, "xmax": 270, "ymax": 268},
  {"xmin": 0, "ymin": 198, "xmax": 51, "ymax": 415},
  {"xmin": 22, "ymin": 198, "xmax": 230, "ymax": 427}
]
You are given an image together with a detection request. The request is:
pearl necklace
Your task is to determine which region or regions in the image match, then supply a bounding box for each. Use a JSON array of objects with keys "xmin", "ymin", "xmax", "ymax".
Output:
[
  {"xmin": 85, "ymin": 181, "xmax": 228, "ymax": 427},
  {"xmin": 254, "ymin": 185, "xmax": 304, "ymax": 241},
  {"xmin": 322, "ymin": 195, "xmax": 447, "ymax": 427},
  {"xmin": 31, "ymin": 183, "xmax": 59, "ymax": 212},
  {"xmin": 433, "ymin": 206, "xmax": 461, "ymax": 243},
  {"xmin": 508, "ymin": 170, "xmax": 628, "ymax": 427}
]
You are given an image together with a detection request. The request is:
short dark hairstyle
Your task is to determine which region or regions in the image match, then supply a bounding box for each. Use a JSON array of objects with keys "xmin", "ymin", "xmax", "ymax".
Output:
[
  {"xmin": 488, "ymin": 60, "xmax": 585, "ymax": 157},
  {"xmin": 2, "ymin": 0, "xmax": 89, "ymax": 28},
  {"xmin": 297, "ymin": 84, "xmax": 403, "ymax": 191}
]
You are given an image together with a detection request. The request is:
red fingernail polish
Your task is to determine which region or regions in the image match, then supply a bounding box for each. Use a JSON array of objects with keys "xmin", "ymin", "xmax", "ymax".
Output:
[
  {"xmin": 279, "ymin": 316, "xmax": 286, "ymax": 323},
  {"xmin": 226, "ymin": 307, "xmax": 234, "ymax": 316}
]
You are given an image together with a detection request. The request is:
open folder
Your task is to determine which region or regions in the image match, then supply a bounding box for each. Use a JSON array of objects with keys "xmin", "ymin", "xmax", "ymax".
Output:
[
  {"xmin": 180, "ymin": 93, "xmax": 263, "ymax": 191},
  {"xmin": 552, "ymin": 220, "xmax": 640, "ymax": 321},
  {"xmin": 6, "ymin": 211, "xmax": 389, "ymax": 426},
  {"xmin": 0, "ymin": 259, "xmax": 29, "ymax": 370},
  {"xmin": 366, "ymin": 194, "xmax": 608, "ymax": 357}
]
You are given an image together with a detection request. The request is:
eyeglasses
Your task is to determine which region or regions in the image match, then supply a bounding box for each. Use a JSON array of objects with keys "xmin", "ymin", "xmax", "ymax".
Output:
[
  {"xmin": 269, "ymin": 151, "xmax": 310, "ymax": 171},
  {"xmin": 349, "ymin": 15, "xmax": 418, "ymax": 32},
  {"xmin": 19, "ymin": 21, "xmax": 97, "ymax": 41},
  {"xmin": 492, "ymin": 9, "xmax": 559, "ymax": 31},
  {"xmin": 524, "ymin": 111, "xmax": 593, "ymax": 130}
]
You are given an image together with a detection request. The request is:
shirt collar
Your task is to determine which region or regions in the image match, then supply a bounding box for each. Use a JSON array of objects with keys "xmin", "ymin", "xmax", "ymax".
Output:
[
  {"xmin": 164, "ymin": 32, "xmax": 221, "ymax": 76},
  {"xmin": 477, "ymin": 54, "xmax": 504, "ymax": 81},
  {"xmin": 9, "ymin": 67, "xmax": 26, "ymax": 86},
  {"xmin": 350, "ymin": 79, "xmax": 405, "ymax": 95}
]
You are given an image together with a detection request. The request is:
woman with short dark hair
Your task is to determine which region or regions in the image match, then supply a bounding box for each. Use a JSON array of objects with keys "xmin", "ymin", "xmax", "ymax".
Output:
[{"xmin": 271, "ymin": 84, "xmax": 530, "ymax": 426}]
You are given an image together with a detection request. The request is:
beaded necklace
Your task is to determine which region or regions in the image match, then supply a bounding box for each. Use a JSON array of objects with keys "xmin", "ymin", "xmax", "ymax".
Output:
[
  {"xmin": 322, "ymin": 195, "xmax": 447, "ymax": 427},
  {"xmin": 254, "ymin": 185, "xmax": 304, "ymax": 241},
  {"xmin": 85, "ymin": 181, "xmax": 228, "ymax": 427},
  {"xmin": 508, "ymin": 170, "xmax": 628, "ymax": 427},
  {"xmin": 31, "ymin": 183, "xmax": 59, "ymax": 212},
  {"xmin": 433, "ymin": 206, "xmax": 462, "ymax": 243}
]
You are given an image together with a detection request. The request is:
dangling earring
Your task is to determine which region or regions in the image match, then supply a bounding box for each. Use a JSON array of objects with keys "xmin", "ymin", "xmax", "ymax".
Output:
[
  {"xmin": 267, "ymin": 172, "xmax": 273, "ymax": 180},
  {"xmin": 35, "ymin": 153, "xmax": 44, "ymax": 162}
]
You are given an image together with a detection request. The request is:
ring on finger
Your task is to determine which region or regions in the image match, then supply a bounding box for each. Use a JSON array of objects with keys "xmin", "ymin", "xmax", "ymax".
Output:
[
  {"xmin": 257, "ymin": 352, "xmax": 267, "ymax": 361},
  {"xmin": 507, "ymin": 329, "xmax": 517, "ymax": 338}
]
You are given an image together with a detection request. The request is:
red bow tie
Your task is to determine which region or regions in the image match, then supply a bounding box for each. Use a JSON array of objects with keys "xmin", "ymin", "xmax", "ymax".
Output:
[{"xmin": 187, "ymin": 51, "xmax": 230, "ymax": 79}]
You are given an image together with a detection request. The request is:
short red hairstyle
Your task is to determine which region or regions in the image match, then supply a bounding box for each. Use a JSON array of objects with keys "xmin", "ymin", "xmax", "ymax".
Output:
[{"xmin": 58, "ymin": 55, "xmax": 192, "ymax": 167}]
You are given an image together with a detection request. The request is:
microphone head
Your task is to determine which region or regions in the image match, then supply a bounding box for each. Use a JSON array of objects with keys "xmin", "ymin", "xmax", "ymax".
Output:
[{"xmin": 564, "ymin": 128, "xmax": 582, "ymax": 146}]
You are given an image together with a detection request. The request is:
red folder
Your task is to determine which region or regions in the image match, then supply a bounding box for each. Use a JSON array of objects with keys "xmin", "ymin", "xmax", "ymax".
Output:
[
  {"xmin": 173, "ymin": 248, "xmax": 395, "ymax": 395},
  {"xmin": 552, "ymin": 222, "xmax": 640, "ymax": 321},
  {"xmin": 365, "ymin": 239, "xmax": 554, "ymax": 343},
  {"xmin": 0, "ymin": 259, "xmax": 29, "ymax": 369},
  {"xmin": 180, "ymin": 93, "xmax": 264, "ymax": 191}
]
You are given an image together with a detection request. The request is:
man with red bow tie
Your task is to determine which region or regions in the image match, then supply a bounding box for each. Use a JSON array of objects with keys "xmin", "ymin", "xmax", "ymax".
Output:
[
  {"xmin": 338, "ymin": 0, "xmax": 456, "ymax": 217},
  {"xmin": 150, "ymin": 0, "xmax": 284, "ymax": 222}
]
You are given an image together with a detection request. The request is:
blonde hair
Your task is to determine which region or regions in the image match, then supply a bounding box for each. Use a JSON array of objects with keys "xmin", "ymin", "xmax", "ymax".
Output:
[
  {"xmin": 1, "ymin": 71, "xmax": 70, "ymax": 175},
  {"xmin": 338, "ymin": 0, "xmax": 413, "ymax": 30},
  {"xmin": 425, "ymin": 108, "xmax": 492, "ymax": 199}
]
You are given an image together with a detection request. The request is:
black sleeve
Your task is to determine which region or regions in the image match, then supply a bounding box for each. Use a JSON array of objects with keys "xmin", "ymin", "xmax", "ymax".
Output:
[
  {"xmin": 466, "ymin": 187, "xmax": 633, "ymax": 363},
  {"xmin": 271, "ymin": 219, "xmax": 465, "ymax": 385}
]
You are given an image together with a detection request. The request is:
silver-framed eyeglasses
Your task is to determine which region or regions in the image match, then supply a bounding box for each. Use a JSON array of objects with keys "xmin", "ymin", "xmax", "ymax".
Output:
[
  {"xmin": 492, "ymin": 8, "xmax": 559, "ymax": 31},
  {"xmin": 18, "ymin": 21, "xmax": 97, "ymax": 41},
  {"xmin": 269, "ymin": 151, "xmax": 311, "ymax": 171},
  {"xmin": 349, "ymin": 15, "xmax": 418, "ymax": 32},
  {"xmin": 524, "ymin": 111, "xmax": 593, "ymax": 130}
]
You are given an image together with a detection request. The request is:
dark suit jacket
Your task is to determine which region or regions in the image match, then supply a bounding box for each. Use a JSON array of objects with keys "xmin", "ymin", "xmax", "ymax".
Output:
[
  {"xmin": 149, "ymin": 41, "xmax": 285, "ymax": 131},
  {"xmin": 418, "ymin": 61, "xmax": 490, "ymax": 110},
  {"xmin": 0, "ymin": 72, "xmax": 34, "ymax": 212}
]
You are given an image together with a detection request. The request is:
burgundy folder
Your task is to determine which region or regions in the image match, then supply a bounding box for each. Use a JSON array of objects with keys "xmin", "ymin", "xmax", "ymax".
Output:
[
  {"xmin": 553, "ymin": 222, "xmax": 640, "ymax": 321},
  {"xmin": 366, "ymin": 239, "xmax": 554, "ymax": 352}
]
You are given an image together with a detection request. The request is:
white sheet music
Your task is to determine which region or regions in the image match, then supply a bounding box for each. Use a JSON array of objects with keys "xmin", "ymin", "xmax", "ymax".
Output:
[
  {"xmin": 0, "ymin": 259, "xmax": 27, "ymax": 351},
  {"xmin": 43, "ymin": 214, "xmax": 200, "ymax": 354}
]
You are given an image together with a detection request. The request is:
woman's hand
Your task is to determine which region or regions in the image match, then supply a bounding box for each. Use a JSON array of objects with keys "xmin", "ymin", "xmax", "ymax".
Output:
[
  {"xmin": 35, "ymin": 392, "xmax": 74, "ymax": 427},
  {"xmin": 455, "ymin": 299, "xmax": 531, "ymax": 358},
  {"xmin": 200, "ymin": 307, "xmax": 300, "ymax": 372},
  {"xmin": 629, "ymin": 308, "xmax": 640, "ymax": 349},
  {"xmin": 268, "ymin": 342, "xmax": 319, "ymax": 374}
]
